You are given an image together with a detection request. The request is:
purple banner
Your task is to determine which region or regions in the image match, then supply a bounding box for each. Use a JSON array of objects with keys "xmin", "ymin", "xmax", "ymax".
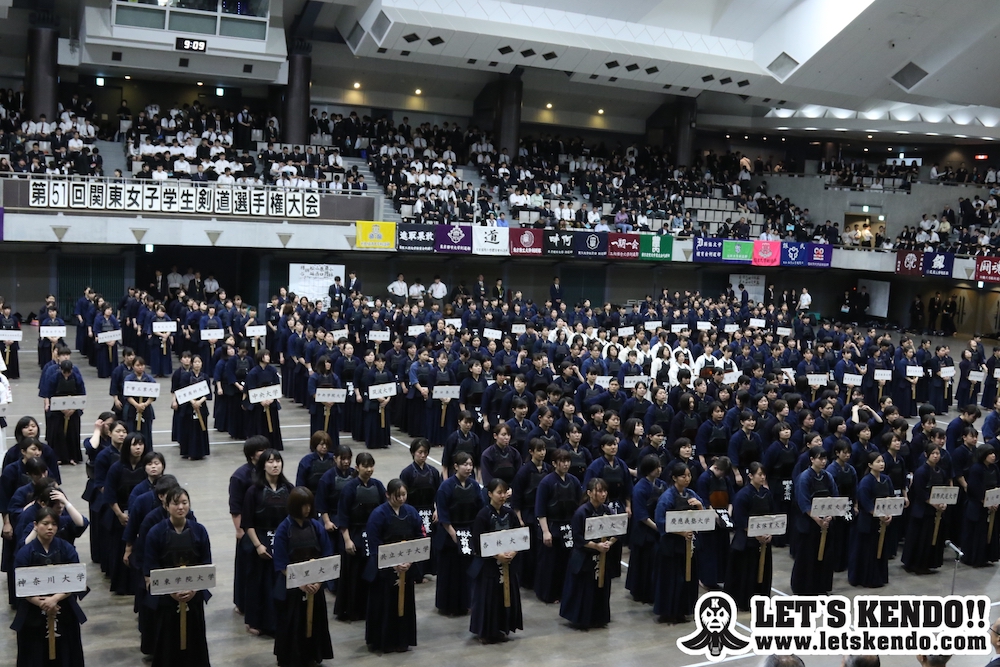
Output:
[
  {"xmin": 692, "ymin": 237, "xmax": 724, "ymax": 263},
  {"xmin": 434, "ymin": 224, "xmax": 472, "ymax": 254},
  {"xmin": 806, "ymin": 243, "xmax": 832, "ymax": 267}
]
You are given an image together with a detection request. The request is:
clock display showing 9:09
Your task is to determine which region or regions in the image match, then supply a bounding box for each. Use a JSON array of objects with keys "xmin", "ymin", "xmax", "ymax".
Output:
[{"xmin": 175, "ymin": 37, "xmax": 207, "ymax": 52}]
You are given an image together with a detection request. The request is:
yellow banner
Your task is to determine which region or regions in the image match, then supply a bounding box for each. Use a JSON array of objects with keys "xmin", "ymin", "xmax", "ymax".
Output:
[{"xmin": 355, "ymin": 221, "xmax": 396, "ymax": 251}]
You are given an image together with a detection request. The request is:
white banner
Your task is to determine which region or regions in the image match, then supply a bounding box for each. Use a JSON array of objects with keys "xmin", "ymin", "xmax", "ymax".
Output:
[
  {"xmin": 39, "ymin": 326, "xmax": 66, "ymax": 339},
  {"xmin": 407, "ymin": 325, "xmax": 424, "ymax": 336},
  {"xmin": 472, "ymin": 226, "xmax": 509, "ymax": 256},
  {"xmin": 479, "ymin": 527, "xmax": 532, "ymax": 557},
  {"xmin": 618, "ymin": 326, "xmax": 635, "ymax": 337},
  {"xmin": 315, "ymin": 388, "xmax": 347, "ymax": 403},
  {"xmin": 969, "ymin": 370, "xmax": 986, "ymax": 383},
  {"xmin": 723, "ymin": 371, "xmax": 741, "ymax": 385},
  {"xmin": 842, "ymin": 373, "xmax": 863, "ymax": 386},
  {"xmin": 149, "ymin": 564, "xmax": 217, "ymax": 595},
  {"xmin": 432, "ymin": 385, "xmax": 461, "ymax": 400},
  {"xmin": 644, "ymin": 321, "xmax": 660, "ymax": 331},
  {"xmin": 724, "ymin": 323, "xmax": 739, "ymax": 333},
  {"xmin": 482, "ymin": 328, "xmax": 504, "ymax": 340},
  {"xmin": 874, "ymin": 369, "xmax": 893, "ymax": 381},
  {"xmin": 928, "ymin": 486, "xmax": 959, "ymax": 505},
  {"xmin": 807, "ymin": 373, "xmax": 828, "ymax": 386},
  {"xmin": 152, "ymin": 321, "xmax": 177, "ymax": 334},
  {"xmin": 445, "ymin": 318, "xmax": 463, "ymax": 329},
  {"xmin": 97, "ymin": 330, "xmax": 122, "ymax": 344},
  {"xmin": 584, "ymin": 514, "xmax": 629, "ymax": 540},
  {"xmin": 906, "ymin": 365, "xmax": 925, "ymax": 377},
  {"xmin": 671, "ymin": 324, "xmax": 686, "ymax": 333},
  {"xmin": 747, "ymin": 514, "xmax": 788, "ymax": 538},
  {"xmin": 662, "ymin": 509, "xmax": 717, "ymax": 532},
  {"xmin": 377, "ymin": 538, "xmax": 432, "ymax": 569},
  {"xmin": 874, "ymin": 497, "xmax": 906, "ymax": 517},
  {"xmin": 810, "ymin": 497, "xmax": 851, "ymax": 517},
  {"xmin": 749, "ymin": 318, "xmax": 766, "ymax": 329},
  {"xmin": 288, "ymin": 263, "xmax": 347, "ymax": 309},
  {"xmin": 595, "ymin": 375, "xmax": 613, "ymax": 389},
  {"xmin": 175, "ymin": 380, "xmax": 210, "ymax": 405},
  {"xmin": 248, "ymin": 385, "xmax": 281, "ymax": 403},
  {"xmin": 329, "ymin": 328, "xmax": 350, "ymax": 341},
  {"xmin": 201, "ymin": 328, "xmax": 226, "ymax": 342},
  {"xmin": 368, "ymin": 330, "xmax": 390, "ymax": 342},
  {"xmin": 0, "ymin": 330, "xmax": 23, "ymax": 342},
  {"xmin": 623, "ymin": 375, "xmax": 650, "ymax": 389},
  {"xmin": 984, "ymin": 488, "xmax": 1000, "ymax": 507},
  {"xmin": 511, "ymin": 324, "xmax": 526, "ymax": 334},
  {"xmin": 368, "ymin": 383, "xmax": 397, "ymax": 399},
  {"xmin": 49, "ymin": 395, "xmax": 86, "ymax": 411},
  {"xmin": 15, "ymin": 563, "xmax": 87, "ymax": 597},
  {"xmin": 245, "ymin": 325, "xmax": 266, "ymax": 338},
  {"xmin": 696, "ymin": 321, "xmax": 712, "ymax": 331},
  {"xmin": 124, "ymin": 381, "xmax": 160, "ymax": 398},
  {"xmin": 776, "ymin": 327, "xmax": 792, "ymax": 336},
  {"xmin": 285, "ymin": 555, "xmax": 341, "ymax": 588}
]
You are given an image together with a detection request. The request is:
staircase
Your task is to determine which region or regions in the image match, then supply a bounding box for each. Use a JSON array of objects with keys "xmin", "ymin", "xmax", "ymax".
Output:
[{"xmin": 95, "ymin": 139, "xmax": 128, "ymax": 177}]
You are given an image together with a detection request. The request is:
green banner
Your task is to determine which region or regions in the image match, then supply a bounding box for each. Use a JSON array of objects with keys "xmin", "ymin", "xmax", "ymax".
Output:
[
  {"xmin": 639, "ymin": 234, "xmax": 673, "ymax": 261},
  {"xmin": 722, "ymin": 239, "xmax": 753, "ymax": 263}
]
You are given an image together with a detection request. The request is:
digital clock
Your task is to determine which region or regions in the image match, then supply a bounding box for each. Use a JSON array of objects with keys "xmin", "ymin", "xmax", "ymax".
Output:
[{"xmin": 175, "ymin": 37, "xmax": 208, "ymax": 53}]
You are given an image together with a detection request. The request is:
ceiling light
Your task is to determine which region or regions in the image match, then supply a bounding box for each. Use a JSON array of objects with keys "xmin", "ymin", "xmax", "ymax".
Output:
[
  {"xmin": 895, "ymin": 130, "xmax": 909, "ymax": 134},
  {"xmin": 725, "ymin": 134, "xmax": 730, "ymax": 139},
  {"xmin": 216, "ymin": 88, "xmax": 224, "ymax": 97},
  {"xmin": 878, "ymin": 215, "xmax": 885, "ymax": 221},
  {"xmin": 867, "ymin": 134, "xmax": 872, "ymax": 139},
  {"xmin": 983, "ymin": 137, "xmax": 994, "ymax": 141},
  {"xmin": 96, "ymin": 77, "xmax": 105, "ymax": 87},
  {"xmin": 888, "ymin": 147, "xmax": 894, "ymax": 151},
  {"xmin": 196, "ymin": 81, "xmax": 203, "ymax": 86},
  {"xmin": 354, "ymin": 82, "xmax": 361, "ymax": 89},
  {"xmin": 124, "ymin": 75, "xmax": 131, "ymax": 80},
  {"xmin": 926, "ymin": 132, "xmax": 940, "ymax": 136},
  {"xmin": 862, "ymin": 205, "xmax": 869, "ymax": 213},
  {"xmin": 955, "ymin": 134, "xmax": 967, "ymax": 138},
  {"xmin": 744, "ymin": 135, "xmax": 749, "ymax": 140},
  {"xmin": 597, "ymin": 109, "xmax": 604, "ymax": 115},
  {"xmin": 546, "ymin": 103, "xmax": 552, "ymax": 109},
  {"xmin": 414, "ymin": 89, "xmax": 422, "ymax": 95},
  {"xmin": 803, "ymin": 127, "xmax": 818, "ymax": 131},
  {"xmin": 781, "ymin": 137, "xmax": 785, "ymax": 142},
  {"xmin": 863, "ymin": 148, "xmax": 869, "ymax": 152},
  {"xmin": 776, "ymin": 127, "xmax": 789, "ymax": 131}
]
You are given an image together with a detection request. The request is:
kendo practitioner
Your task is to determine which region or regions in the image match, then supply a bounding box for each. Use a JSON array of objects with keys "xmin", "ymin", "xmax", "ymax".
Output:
[
  {"xmin": 510, "ymin": 439, "xmax": 551, "ymax": 590},
  {"xmin": 0, "ymin": 302, "xmax": 21, "ymax": 380},
  {"xmin": 102, "ymin": 433, "xmax": 148, "ymax": 595},
  {"xmin": 315, "ymin": 445, "xmax": 355, "ymax": 567},
  {"xmin": 626, "ymin": 454, "xmax": 667, "ymax": 603},
  {"xmin": 901, "ymin": 443, "xmax": 949, "ymax": 574},
  {"xmin": 399, "ymin": 438, "xmax": 441, "ymax": 580},
  {"xmin": 469, "ymin": 478, "xmax": 523, "ymax": 643},
  {"xmin": 229, "ymin": 436, "xmax": 268, "ymax": 614},
  {"xmin": 180, "ymin": 355, "xmax": 211, "ymax": 460},
  {"xmin": 583, "ymin": 433, "xmax": 632, "ymax": 580},
  {"xmin": 694, "ymin": 456, "xmax": 736, "ymax": 590},
  {"xmin": 559, "ymin": 478, "xmax": 614, "ymax": 630},
  {"xmin": 361, "ymin": 353, "xmax": 395, "ymax": 449},
  {"xmin": 724, "ymin": 462, "xmax": 775, "ymax": 610},
  {"xmin": 653, "ymin": 461, "xmax": 705, "ymax": 624},
  {"xmin": 225, "ymin": 342, "xmax": 254, "ymax": 440},
  {"xmin": 92, "ymin": 304, "xmax": 121, "ymax": 379},
  {"xmin": 295, "ymin": 431, "xmax": 335, "ymax": 495},
  {"xmin": 434, "ymin": 451, "xmax": 483, "ymax": 615},
  {"xmin": 245, "ymin": 349, "xmax": 283, "ymax": 450},
  {"xmin": 761, "ymin": 421, "xmax": 796, "ymax": 547},
  {"xmin": 960, "ymin": 444, "xmax": 1000, "ymax": 567},
  {"xmin": 122, "ymin": 356, "xmax": 157, "ymax": 448},
  {"xmin": 41, "ymin": 359, "xmax": 85, "ymax": 465},
  {"xmin": 307, "ymin": 355, "xmax": 341, "ymax": 446},
  {"xmin": 534, "ymin": 448, "xmax": 581, "ymax": 603},
  {"xmin": 335, "ymin": 452, "xmax": 385, "ymax": 622},
  {"xmin": 790, "ymin": 446, "xmax": 838, "ymax": 595},
  {"xmin": 848, "ymin": 451, "xmax": 894, "ymax": 588}
]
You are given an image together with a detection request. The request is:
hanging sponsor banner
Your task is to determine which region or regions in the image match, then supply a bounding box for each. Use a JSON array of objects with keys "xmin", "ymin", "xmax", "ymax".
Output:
[
  {"xmin": 396, "ymin": 223, "xmax": 435, "ymax": 252},
  {"xmin": 472, "ymin": 226, "xmax": 509, "ymax": 256},
  {"xmin": 895, "ymin": 250, "xmax": 924, "ymax": 276},
  {"xmin": 923, "ymin": 252, "xmax": 954, "ymax": 278},
  {"xmin": 543, "ymin": 229, "xmax": 576, "ymax": 256},
  {"xmin": 692, "ymin": 236, "xmax": 724, "ymax": 263},
  {"xmin": 639, "ymin": 233, "xmax": 673, "ymax": 261},
  {"xmin": 752, "ymin": 240, "xmax": 781, "ymax": 266},
  {"xmin": 510, "ymin": 228, "xmax": 543, "ymax": 255},
  {"xmin": 806, "ymin": 243, "xmax": 833, "ymax": 268},
  {"xmin": 976, "ymin": 256, "xmax": 1000, "ymax": 283},
  {"xmin": 780, "ymin": 242, "xmax": 809, "ymax": 267},
  {"xmin": 607, "ymin": 233, "xmax": 640, "ymax": 260},
  {"xmin": 355, "ymin": 221, "xmax": 396, "ymax": 251},
  {"xmin": 573, "ymin": 231, "xmax": 608, "ymax": 259},
  {"xmin": 722, "ymin": 240, "xmax": 753, "ymax": 264},
  {"xmin": 434, "ymin": 225, "xmax": 472, "ymax": 254}
]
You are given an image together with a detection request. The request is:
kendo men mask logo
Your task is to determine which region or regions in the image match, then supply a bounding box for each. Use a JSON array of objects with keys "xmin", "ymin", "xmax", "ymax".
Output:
[{"xmin": 677, "ymin": 592, "xmax": 751, "ymax": 661}]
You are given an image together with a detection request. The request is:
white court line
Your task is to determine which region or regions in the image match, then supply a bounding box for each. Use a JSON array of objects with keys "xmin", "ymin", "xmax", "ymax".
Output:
[{"xmin": 389, "ymin": 435, "xmax": 442, "ymax": 466}]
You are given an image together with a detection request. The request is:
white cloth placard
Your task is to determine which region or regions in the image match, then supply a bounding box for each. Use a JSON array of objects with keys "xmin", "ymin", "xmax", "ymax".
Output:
[
  {"xmin": 49, "ymin": 396, "xmax": 86, "ymax": 411},
  {"xmin": 248, "ymin": 385, "xmax": 281, "ymax": 403},
  {"xmin": 245, "ymin": 325, "xmax": 266, "ymax": 338},
  {"xmin": 377, "ymin": 538, "xmax": 432, "ymax": 569},
  {"xmin": 153, "ymin": 322, "xmax": 177, "ymax": 334},
  {"xmin": 661, "ymin": 509, "xmax": 717, "ymax": 532},
  {"xmin": 368, "ymin": 383, "xmax": 397, "ymax": 399},
  {"xmin": 747, "ymin": 514, "xmax": 787, "ymax": 538},
  {"xmin": 810, "ymin": 497, "xmax": 851, "ymax": 517},
  {"xmin": 584, "ymin": 514, "xmax": 629, "ymax": 540},
  {"xmin": 124, "ymin": 381, "xmax": 160, "ymax": 398},
  {"xmin": 39, "ymin": 326, "xmax": 66, "ymax": 338},
  {"xmin": 928, "ymin": 486, "xmax": 959, "ymax": 505},
  {"xmin": 175, "ymin": 380, "xmax": 210, "ymax": 405},
  {"xmin": 149, "ymin": 564, "xmax": 217, "ymax": 595},
  {"xmin": 15, "ymin": 564, "xmax": 87, "ymax": 597},
  {"xmin": 479, "ymin": 527, "xmax": 532, "ymax": 557},
  {"xmin": 285, "ymin": 556, "xmax": 341, "ymax": 588},
  {"xmin": 315, "ymin": 388, "xmax": 347, "ymax": 403},
  {"xmin": 432, "ymin": 385, "xmax": 461, "ymax": 400}
]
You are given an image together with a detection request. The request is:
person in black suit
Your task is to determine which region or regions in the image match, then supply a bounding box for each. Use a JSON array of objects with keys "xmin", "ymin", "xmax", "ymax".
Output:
[
  {"xmin": 764, "ymin": 284, "xmax": 776, "ymax": 306},
  {"xmin": 328, "ymin": 277, "xmax": 346, "ymax": 311},
  {"xmin": 188, "ymin": 272, "xmax": 205, "ymax": 301},
  {"xmin": 346, "ymin": 271, "xmax": 362, "ymax": 296},
  {"xmin": 150, "ymin": 270, "xmax": 167, "ymax": 300},
  {"xmin": 739, "ymin": 283, "xmax": 750, "ymax": 309},
  {"xmin": 472, "ymin": 274, "xmax": 487, "ymax": 304},
  {"xmin": 550, "ymin": 277, "xmax": 562, "ymax": 308}
]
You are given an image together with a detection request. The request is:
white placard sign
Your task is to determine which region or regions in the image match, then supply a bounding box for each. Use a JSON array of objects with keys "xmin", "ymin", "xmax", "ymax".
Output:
[
  {"xmin": 248, "ymin": 385, "xmax": 281, "ymax": 404},
  {"xmin": 0, "ymin": 330, "xmax": 23, "ymax": 342},
  {"xmin": 377, "ymin": 538, "xmax": 432, "ymax": 569},
  {"xmin": 747, "ymin": 514, "xmax": 787, "ymax": 538},
  {"xmin": 969, "ymin": 370, "xmax": 986, "ymax": 383},
  {"xmin": 328, "ymin": 328, "xmax": 349, "ymax": 341},
  {"xmin": 995, "ymin": 368, "xmax": 1000, "ymax": 380},
  {"xmin": 874, "ymin": 497, "xmax": 906, "ymax": 517},
  {"xmin": 285, "ymin": 555, "xmax": 342, "ymax": 588},
  {"xmin": 152, "ymin": 321, "xmax": 177, "ymax": 334},
  {"xmin": 584, "ymin": 514, "xmax": 629, "ymax": 540},
  {"xmin": 479, "ymin": 527, "xmax": 532, "ymax": 557},
  {"xmin": 644, "ymin": 321, "xmax": 660, "ymax": 331},
  {"xmin": 781, "ymin": 368, "xmax": 795, "ymax": 382},
  {"xmin": 288, "ymin": 263, "xmax": 346, "ymax": 308},
  {"xmin": 842, "ymin": 373, "xmax": 863, "ymax": 386},
  {"xmin": 984, "ymin": 488, "xmax": 1000, "ymax": 507},
  {"xmin": 697, "ymin": 321, "xmax": 712, "ymax": 331},
  {"xmin": 662, "ymin": 509, "xmax": 717, "ymax": 532},
  {"xmin": 149, "ymin": 564, "xmax": 217, "ymax": 595},
  {"xmin": 940, "ymin": 366, "xmax": 956, "ymax": 378},
  {"xmin": 724, "ymin": 324, "xmax": 739, "ymax": 333},
  {"xmin": 201, "ymin": 328, "xmax": 226, "ymax": 342},
  {"xmin": 175, "ymin": 380, "xmax": 210, "ymax": 405},
  {"xmin": 310, "ymin": 388, "xmax": 343, "ymax": 404},
  {"xmin": 807, "ymin": 373, "xmax": 828, "ymax": 386},
  {"xmin": 245, "ymin": 325, "xmax": 266, "ymax": 338},
  {"xmin": 749, "ymin": 318, "xmax": 766, "ymax": 329},
  {"xmin": 368, "ymin": 383, "xmax": 397, "ymax": 399},
  {"xmin": 618, "ymin": 326, "xmax": 635, "ymax": 337},
  {"xmin": 39, "ymin": 326, "xmax": 66, "ymax": 339},
  {"xmin": 874, "ymin": 369, "xmax": 893, "ymax": 381},
  {"xmin": 97, "ymin": 329, "xmax": 122, "ymax": 344},
  {"xmin": 49, "ymin": 396, "xmax": 86, "ymax": 411},
  {"xmin": 723, "ymin": 371, "xmax": 741, "ymax": 385},
  {"xmin": 432, "ymin": 385, "xmax": 461, "ymax": 400},
  {"xmin": 124, "ymin": 381, "xmax": 160, "ymax": 399},
  {"xmin": 369, "ymin": 330, "xmax": 390, "ymax": 342},
  {"xmin": 810, "ymin": 497, "xmax": 851, "ymax": 517},
  {"xmin": 623, "ymin": 375, "xmax": 650, "ymax": 389},
  {"xmin": 511, "ymin": 324, "xmax": 526, "ymax": 334},
  {"xmin": 15, "ymin": 564, "xmax": 88, "ymax": 597},
  {"xmin": 595, "ymin": 375, "xmax": 613, "ymax": 389},
  {"xmin": 776, "ymin": 327, "xmax": 793, "ymax": 337},
  {"xmin": 483, "ymin": 328, "xmax": 504, "ymax": 340},
  {"xmin": 407, "ymin": 325, "xmax": 424, "ymax": 336},
  {"xmin": 906, "ymin": 365, "xmax": 925, "ymax": 377},
  {"xmin": 671, "ymin": 324, "xmax": 686, "ymax": 333},
  {"xmin": 928, "ymin": 486, "xmax": 959, "ymax": 505},
  {"xmin": 445, "ymin": 318, "xmax": 463, "ymax": 329}
]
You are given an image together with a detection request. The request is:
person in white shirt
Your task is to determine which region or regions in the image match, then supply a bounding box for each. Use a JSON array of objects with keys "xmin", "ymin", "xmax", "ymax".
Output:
[
  {"xmin": 218, "ymin": 130, "xmax": 234, "ymax": 147},
  {"xmin": 407, "ymin": 280, "xmax": 425, "ymax": 304},
  {"xmin": 67, "ymin": 132, "xmax": 84, "ymax": 154},
  {"xmin": 587, "ymin": 209, "xmax": 602, "ymax": 227},
  {"xmin": 173, "ymin": 156, "xmax": 192, "ymax": 175},
  {"xmin": 152, "ymin": 165, "xmax": 169, "ymax": 182},
  {"xmin": 594, "ymin": 219, "xmax": 611, "ymax": 232},
  {"xmin": 442, "ymin": 147, "xmax": 456, "ymax": 162},
  {"xmin": 550, "ymin": 181, "xmax": 564, "ymax": 198},
  {"xmin": 797, "ymin": 288, "xmax": 812, "ymax": 312},
  {"xmin": 930, "ymin": 164, "xmax": 940, "ymax": 180},
  {"xmin": 915, "ymin": 229, "xmax": 930, "ymax": 244},
  {"xmin": 387, "ymin": 274, "xmax": 408, "ymax": 302},
  {"xmin": 216, "ymin": 168, "xmax": 235, "ymax": 185},
  {"xmin": 427, "ymin": 276, "xmax": 448, "ymax": 308}
]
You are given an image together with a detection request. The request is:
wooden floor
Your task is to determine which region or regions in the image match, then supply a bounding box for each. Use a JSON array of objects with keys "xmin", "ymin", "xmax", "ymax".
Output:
[{"xmin": 2, "ymin": 341, "xmax": 999, "ymax": 667}]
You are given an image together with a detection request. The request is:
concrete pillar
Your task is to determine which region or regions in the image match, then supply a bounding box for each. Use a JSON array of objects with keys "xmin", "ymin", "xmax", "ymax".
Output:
[
  {"xmin": 258, "ymin": 254, "xmax": 271, "ymax": 315},
  {"xmin": 675, "ymin": 96, "xmax": 698, "ymax": 167},
  {"xmin": 284, "ymin": 40, "xmax": 312, "ymax": 146},
  {"xmin": 26, "ymin": 11, "xmax": 60, "ymax": 124},
  {"xmin": 494, "ymin": 72, "xmax": 523, "ymax": 158}
]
